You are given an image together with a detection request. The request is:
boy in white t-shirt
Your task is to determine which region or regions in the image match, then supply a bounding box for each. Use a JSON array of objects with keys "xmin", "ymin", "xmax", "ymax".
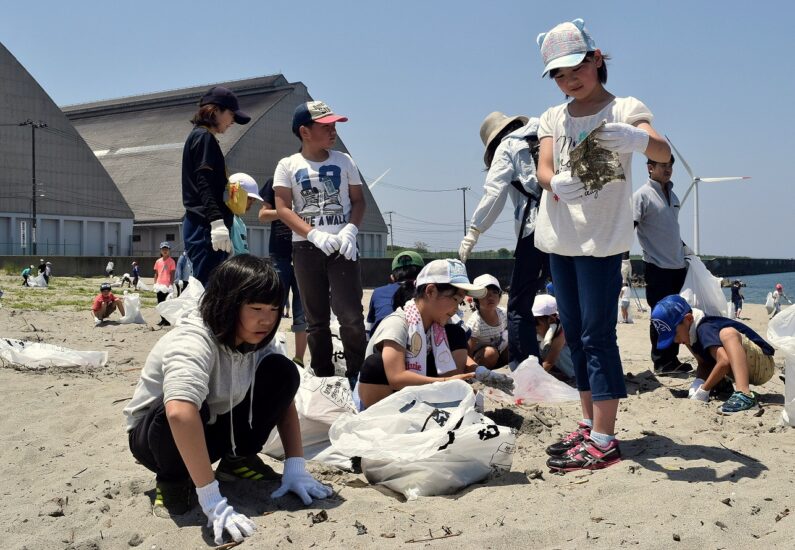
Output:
[{"xmin": 273, "ymin": 101, "xmax": 366, "ymax": 386}]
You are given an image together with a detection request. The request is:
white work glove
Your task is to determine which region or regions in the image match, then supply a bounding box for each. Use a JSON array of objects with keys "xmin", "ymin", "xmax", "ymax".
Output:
[
  {"xmin": 210, "ymin": 220, "xmax": 232, "ymax": 253},
  {"xmin": 196, "ymin": 480, "xmax": 256, "ymax": 545},
  {"xmin": 337, "ymin": 223, "xmax": 359, "ymax": 261},
  {"xmin": 306, "ymin": 229, "xmax": 341, "ymax": 256},
  {"xmin": 550, "ymin": 172, "xmax": 585, "ymax": 204},
  {"xmin": 459, "ymin": 228, "xmax": 480, "ymax": 263},
  {"xmin": 271, "ymin": 457, "xmax": 333, "ymax": 506},
  {"xmin": 597, "ymin": 122, "xmax": 649, "ymax": 154},
  {"xmin": 475, "ymin": 365, "xmax": 515, "ymax": 395}
]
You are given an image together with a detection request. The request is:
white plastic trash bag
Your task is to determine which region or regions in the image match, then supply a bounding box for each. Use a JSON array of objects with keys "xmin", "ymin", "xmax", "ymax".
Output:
[
  {"xmin": 263, "ymin": 364, "xmax": 356, "ymax": 461},
  {"xmin": 119, "ymin": 292, "xmax": 146, "ymax": 324},
  {"xmin": 765, "ymin": 292, "xmax": 775, "ymax": 315},
  {"xmin": 156, "ymin": 277, "xmax": 204, "ymax": 325},
  {"xmin": 330, "ymin": 313, "xmax": 347, "ymax": 377},
  {"xmin": 27, "ymin": 274, "xmax": 48, "ymax": 288},
  {"xmin": 0, "ymin": 338, "xmax": 107, "ymax": 370},
  {"xmin": 482, "ymin": 356, "xmax": 580, "ymax": 405},
  {"xmin": 135, "ymin": 280, "xmax": 150, "ymax": 291},
  {"xmin": 328, "ymin": 380, "xmax": 515, "ymax": 500},
  {"xmin": 679, "ymin": 255, "xmax": 727, "ymax": 317},
  {"xmin": 767, "ymin": 306, "xmax": 795, "ymax": 426},
  {"xmin": 152, "ymin": 283, "xmax": 174, "ymax": 294}
]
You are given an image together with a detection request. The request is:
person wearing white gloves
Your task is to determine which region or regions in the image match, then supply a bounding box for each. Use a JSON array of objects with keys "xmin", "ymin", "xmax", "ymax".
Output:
[
  {"xmin": 125, "ymin": 256, "xmax": 332, "ymax": 546},
  {"xmin": 460, "ymin": 112, "xmax": 548, "ymax": 367},
  {"xmin": 274, "ymin": 101, "xmax": 367, "ymax": 385},
  {"xmin": 534, "ymin": 19, "xmax": 671, "ymax": 473},
  {"xmin": 181, "ymin": 86, "xmax": 251, "ymax": 284}
]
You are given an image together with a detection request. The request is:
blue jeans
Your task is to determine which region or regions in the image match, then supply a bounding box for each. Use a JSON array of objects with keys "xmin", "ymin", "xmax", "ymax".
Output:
[
  {"xmin": 272, "ymin": 255, "xmax": 306, "ymax": 332},
  {"xmin": 549, "ymin": 253, "xmax": 626, "ymax": 401},
  {"xmin": 183, "ymin": 212, "xmax": 228, "ymax": 286}
]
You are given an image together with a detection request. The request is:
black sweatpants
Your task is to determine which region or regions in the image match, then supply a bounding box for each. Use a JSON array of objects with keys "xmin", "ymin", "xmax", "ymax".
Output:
[
  {"xmin": 644, "ymin": 261, "xmax": 688, "ymax": 368},
  {"xmin": 128, "ymin": 354, "xmax": 299, "ymax": 483},
  {"xmin": 507, "ymin": 234, "xmax": 548, "ymax": 364}
]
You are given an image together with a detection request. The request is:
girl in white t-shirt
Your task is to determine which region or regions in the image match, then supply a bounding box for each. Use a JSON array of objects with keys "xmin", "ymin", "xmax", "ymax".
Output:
[
  {"xmin": 619, "ymin": 284, "xmax": 632, "ymax": 323},
  {"xmin": 465, "ymin": 274, "xmax": 509, "ymax": 369},
  {"xmin": 535, "ymin": 19, "xmax": 671, "ymax": 472}
]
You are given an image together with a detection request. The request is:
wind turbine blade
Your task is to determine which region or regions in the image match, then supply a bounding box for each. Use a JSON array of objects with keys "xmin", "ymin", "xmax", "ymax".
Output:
[
  {"xmin": 699, "ymin": 176, "xmax": 751, "ymax": 183},
  {"xmin": 666, "ymin": 135, "xmax": 695, "ymax": 180},
  {"xmin": 679, "ymin": 181, "xmax": 697, "ymax": 205},
  {"xmin": 367, "ymin": 168, "xmax": 391, "ymax": 190}
]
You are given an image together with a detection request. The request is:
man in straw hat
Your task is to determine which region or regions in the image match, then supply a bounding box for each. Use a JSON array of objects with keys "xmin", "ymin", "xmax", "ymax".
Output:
[{"xmin": 459, "ymin": 112, "xmax": 547, "ymax": 366}]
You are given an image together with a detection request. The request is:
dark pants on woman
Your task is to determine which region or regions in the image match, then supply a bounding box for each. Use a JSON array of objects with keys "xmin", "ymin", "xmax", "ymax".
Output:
[
  {"xmin": 183, "ymin": 212, "xmax": 229, "ymax": 286},
  {"xmin": 507, "ymin": 234, "xmax": 548, "ymax": 365},
  {"xmin": 292, "ymin": 242, "xmax": 366, "ymax": 379},
  {"xmin": 128, "ymin": 354, "xmax": 299, "ymax": 483},
  {"xmin": 643, "ymin": 262, "xmax": 688, "ymax": 369}
]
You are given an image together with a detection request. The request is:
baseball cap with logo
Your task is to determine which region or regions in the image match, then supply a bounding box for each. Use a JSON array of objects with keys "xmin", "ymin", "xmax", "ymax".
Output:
[
  {"xmin": 391, "ymin": 251, "xmax": 425, "ymax": 271},
  {"xmin": 532, "ymin": 294, "xmax": 558, "ymax": 317},
  {"xmin": 536, "ymin": 18, "xmax": 598, "ymax": 77},
  {"xmin": 228, "ymin": 172, "xmax": 263, "ymax": 201},
  {"xmin": 651, "ymin": 295, "xmax": 692, "ymax": 350},
  {"xmin": 415, "ymin": 259, "xmax": 486, "ymax": 298},
  {"xmin": 292, "ymin": 101, "xmax": 348, "ymax": 135},
  {"xmin": 199, "ymin": 86, "xmax": 251, "ymax": 124}
]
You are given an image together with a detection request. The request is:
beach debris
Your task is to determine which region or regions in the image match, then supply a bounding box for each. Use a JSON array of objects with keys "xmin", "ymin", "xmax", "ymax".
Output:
[
  {"xmin": 715, "ymin": 520, "xmax": 728, "ymax": 530},
  {"xmin": 751, "ymin": 506, "xmax": 761, "ymax": 515},
  {"xmin": 40, "ymin": 497, "xmax": 66, "ymax": 517},
  {"xmin": 406, "ymin": 526, "xmax": 462, "ymax": 543},
  {"xmin": 380, "ymin": 533, "xmax": 396, "ymax": 538},
  {"xmin": 354, "ymin": 520, "xmax": 368, "ymax": 535},
  {"xmin": 569, "ymin": 120, "xmax": 626, "ymax": 191},
  {"xmin": 308, "ymin": 510, "xmax": 328, "ymax": 524},
  {"xmin": 721, "ymin": 498, "xmax": 732, "ymax": 507},
  {"xmin": 525, "ymin": 468, "xmax": 544, "ymax": 480},
  {"xmin": 673, "ymin": 533, "xmax": 681, "ymax": 542},
  {"xmin": 127, "ymin": 533, "xmax": 143, "ymax": 547},
  {"xmin": 775, "ymin": 508, "xmax": 790, "ymax": 522}
]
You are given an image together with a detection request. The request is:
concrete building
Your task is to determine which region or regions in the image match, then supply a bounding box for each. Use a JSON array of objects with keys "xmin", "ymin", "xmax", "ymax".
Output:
[
  {"xmin": 64, "ymin": 75, "xmax": 388, "ymax": 257},
  {"xmin": 0, "ymin": 42, "xmax": 134, "ymax": 257}
]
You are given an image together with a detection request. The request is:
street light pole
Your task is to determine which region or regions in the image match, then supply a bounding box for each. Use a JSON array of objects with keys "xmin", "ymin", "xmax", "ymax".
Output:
[
  {"xmin": 383, "ymin": 210, "xmax": 395, "ymax": 249},
  {"xmin": 457, "ymin": 187, "xmax": 470, "ymax": 236},
  {"xmin": 19, "ymin": 119, "xmax": 47, "ymax": 256}
]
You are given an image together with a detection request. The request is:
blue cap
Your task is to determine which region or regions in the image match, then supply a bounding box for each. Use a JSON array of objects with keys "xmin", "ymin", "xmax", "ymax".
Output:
[
  {"xmin": 651, "ymin": 295, "xmax": 691, "ymax": 350},
  {"xmin": 159, "ymin": 241, "xmax": 171, "ymax": 249}
]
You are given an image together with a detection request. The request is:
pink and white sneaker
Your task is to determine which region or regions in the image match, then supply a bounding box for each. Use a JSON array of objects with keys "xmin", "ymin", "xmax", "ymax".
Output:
[
  {"xmin": 546, "ymin": 439, "xmax": 622, "ymax": 472},
  {"xmin": 545, "ymin": 422, "xmax": 592, "ymax": 457}
]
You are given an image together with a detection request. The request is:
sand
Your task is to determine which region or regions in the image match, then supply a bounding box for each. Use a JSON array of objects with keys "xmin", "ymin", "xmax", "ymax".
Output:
[{"xmin": 0, "ymin": 280, "xmax": 793, "ymax": 550}]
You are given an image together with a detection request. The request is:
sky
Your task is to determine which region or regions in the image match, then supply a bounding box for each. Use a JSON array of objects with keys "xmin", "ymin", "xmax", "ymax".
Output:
[{"xmin": 2, "ymin": 0, "xmax": 792, "ymax": 257}]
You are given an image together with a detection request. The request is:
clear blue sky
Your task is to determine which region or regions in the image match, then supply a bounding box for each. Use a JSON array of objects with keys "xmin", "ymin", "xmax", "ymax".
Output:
[{"xmin": 2, "ymin": 1, "xmax": 791, "ymax": 257}]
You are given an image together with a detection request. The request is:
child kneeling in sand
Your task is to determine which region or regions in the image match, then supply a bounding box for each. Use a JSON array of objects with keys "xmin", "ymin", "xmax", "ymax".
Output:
[
  {"xmin": 651, "ymin": 294, "xmax": 776, "ymax": 414},
  {"xmin": 465, "ymin": 274, "xmax": 510, "ymax": 369},
  {"xmin": 124, "ymin": 255, "xmax": 331, "ymax": 545},
  {"xmin": 91, "ymin": 283, "xmax": 125, "ymax": 325}
]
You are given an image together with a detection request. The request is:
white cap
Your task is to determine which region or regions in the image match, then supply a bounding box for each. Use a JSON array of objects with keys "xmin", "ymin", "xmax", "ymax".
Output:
[
  {"xmin": 416, "ymin": 259, "xmax": 487, "ymax": 298},
  {"xmin": 532, "ymin": 294, "xmax": 558, "ymax": 317},
  {"xmin": 473, "ymin": 274, "xmax": 501, "ymax": 292},
  {"xmin": 229, "ymin": 172, "xmax": 263, "ymax": 201}
]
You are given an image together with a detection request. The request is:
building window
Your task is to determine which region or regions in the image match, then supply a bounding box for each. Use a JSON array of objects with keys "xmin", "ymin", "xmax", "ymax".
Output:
[
  {"xmin": 132, "ymin": 235, "xmax": 141, "ymax": 242},
  {"xmin": 165, "ymin": 233, "xmax": 175, "ymax": 241}
]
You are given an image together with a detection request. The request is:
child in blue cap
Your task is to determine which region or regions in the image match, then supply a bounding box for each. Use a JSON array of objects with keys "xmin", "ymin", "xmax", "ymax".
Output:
[{"xmin": 651, "ymin": 294, "xmax": 776, "ymax": 414}]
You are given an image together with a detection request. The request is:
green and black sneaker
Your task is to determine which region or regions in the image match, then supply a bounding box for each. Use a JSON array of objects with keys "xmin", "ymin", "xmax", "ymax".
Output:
[
  {"xmin": 152, "ymin": 480, "xmax": 196, "ymax": 518},
  {"xmin": 216, "ymin": 454, "xmax": 281, "ymax": 482}
]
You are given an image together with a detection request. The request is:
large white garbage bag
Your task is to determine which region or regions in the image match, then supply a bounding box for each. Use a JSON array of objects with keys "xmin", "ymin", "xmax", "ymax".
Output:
[
  {"xmin": 0, "ymin": 339, "xmax": 107, "ymax": 369},
  {"xmin": 767, "ymin": 306, "xmax": 795, "ymax": 426},
  {"xmin": 679, "ymin": 255, "xmax": 727, "ymax": 317},
  {"xmin": 156, "ymin": 277, "xmax": 203, "ymax": 324},
  {"xmin": 328, "ymin": 380, "xmax": 515, "ymax": 500},
  {"xmin": 482, "ymin": 356, "xmax": 580, "ymax": 405},
  {"xmin": 118, "ymin": 292, "xmax": 146, "ymax": 324}
]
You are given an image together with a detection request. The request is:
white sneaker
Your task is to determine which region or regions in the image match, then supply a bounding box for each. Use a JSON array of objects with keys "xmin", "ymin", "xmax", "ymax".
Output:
[
  {"xmin": 688, "ymin": 378, "xmax": 706, "ymax": 398},
  {"xmin": 94, "ymin": 317, "xmax": 103, "ymax": 326},
  {"xmin": 690, "ymin": 385, "xmax": 710, "ymax": 403}
]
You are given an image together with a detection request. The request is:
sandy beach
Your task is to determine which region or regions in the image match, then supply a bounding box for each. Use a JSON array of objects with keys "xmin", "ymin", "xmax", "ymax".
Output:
[{"xmin": 0, "ymin": 276, "xmax": 792, "ymax": 550}]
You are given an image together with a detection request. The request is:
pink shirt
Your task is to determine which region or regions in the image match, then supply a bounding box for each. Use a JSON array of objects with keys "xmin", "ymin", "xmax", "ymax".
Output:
[{"xmin": 154, "ymin": 257, "xmax": 176, "ymax": 285}]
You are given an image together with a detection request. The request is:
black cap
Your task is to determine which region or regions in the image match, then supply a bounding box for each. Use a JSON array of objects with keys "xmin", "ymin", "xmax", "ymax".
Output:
[
  {"xmin": 199, "ymin": 86, "xmax": 251, "ymax": 125},
  {"xmin": 100, "ymin": 283, "xmax": 112, "ymax": 291}
]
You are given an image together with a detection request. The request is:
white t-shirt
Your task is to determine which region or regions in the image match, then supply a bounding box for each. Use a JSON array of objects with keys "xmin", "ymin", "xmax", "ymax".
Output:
[
  {"xmin": 536, "ymin": 96, "xmax": 653, "ymax": 257},
  {"xmin": 273, "ymin": 149, "xmax": 362, "ymax": 241},
  {"xmin": 465, "ymin": 307, "xmax": 508, "ymax": 352}
]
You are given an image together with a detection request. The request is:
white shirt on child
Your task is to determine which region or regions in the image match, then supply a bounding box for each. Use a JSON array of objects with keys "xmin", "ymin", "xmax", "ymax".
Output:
[
  {"xmin": 273, "ymin": 150, "xmax": 363, "ymax": 242},
  {"xmin": 536, "ymin": 96, "xmax": 653, "ymax": 257},
  {"xmin": 465, "ymin": 307, "xmax": 508, "ymax": 352}
]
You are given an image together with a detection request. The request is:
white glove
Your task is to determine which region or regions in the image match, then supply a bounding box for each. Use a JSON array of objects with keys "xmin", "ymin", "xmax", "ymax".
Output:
[
  {"xmin": 337, "ymin": 223, "xmax": 359, "ymax": 261},
  {"xmin": 459, "ymin": 228, "xmax": 480, "ymax": 262},
  {"xmin": 196, "ymin": 480, "xmax": 256, "ymax": 545},
  {"xmin": 597, "ymin": 122, "xmax": 649, "ymax": 154},
  {"xmin": 271, "ymin": 457, "xmax": 333, "ymax": 506},
  {"xmin": 475, "ymin": 365, "xmax": 515, "ymax": 395},
  {"xmin": 550, "ymin": 172, "xmax": 585, "ymax": 204},
  {"xmin": 306, "ymin": 229, "xmax": 341, "ymax": 256},
  {"xmin": 210, "ymin": 220, "xmax": 232, "ymax": 253}
]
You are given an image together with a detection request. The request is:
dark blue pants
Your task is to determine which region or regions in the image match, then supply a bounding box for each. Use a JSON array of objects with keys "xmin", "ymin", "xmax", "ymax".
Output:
[
  {"xmin": 507, "ymin": 235, "xmax": 548, "ymax": 364},
  {"xmin": 183, "ymin": 212, "xmax": 228, "ymax": 286},
  {"xmin": 549, "ymin": 253, "xmax": 626, "ymax": 401},
  {"xmin": 643, "ymin": 262, "xmax": 688, "ymax": 369}
]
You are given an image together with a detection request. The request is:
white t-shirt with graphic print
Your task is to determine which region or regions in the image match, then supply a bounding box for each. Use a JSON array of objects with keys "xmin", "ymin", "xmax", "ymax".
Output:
[
  {"xmin": 536, "ymin": 96, "xmax": 653, "ymax": 257},
  {"xmin": 465, "ymin": 307, "xmax": 508, "ymax": 352},
  {"xmin": 273, "ymin": 149, "xmax": 363, "ymax": 242}
]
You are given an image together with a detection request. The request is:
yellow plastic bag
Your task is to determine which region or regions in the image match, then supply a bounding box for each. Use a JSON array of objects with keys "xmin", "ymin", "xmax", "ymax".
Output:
[{"xmin": 224, "ymin": 181, "xmax": 248, "ymax": 215}]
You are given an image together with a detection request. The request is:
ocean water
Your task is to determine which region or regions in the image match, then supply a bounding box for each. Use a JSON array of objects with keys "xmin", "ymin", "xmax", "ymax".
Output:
[{"xmin": 629, "ymin": 272, "xmax": 795, "ymax": 305}]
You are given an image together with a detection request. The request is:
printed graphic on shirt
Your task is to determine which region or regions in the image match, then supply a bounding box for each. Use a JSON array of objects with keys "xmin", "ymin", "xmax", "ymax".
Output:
[{"xmin": 295, "ymin": 165, "xmax": 345, "ymax": 224}]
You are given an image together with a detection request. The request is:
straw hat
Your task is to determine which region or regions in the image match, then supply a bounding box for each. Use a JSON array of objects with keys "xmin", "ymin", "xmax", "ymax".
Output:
[{"xmin": 479, "ymin": 112, "xmax": 528, "ymax": 166}]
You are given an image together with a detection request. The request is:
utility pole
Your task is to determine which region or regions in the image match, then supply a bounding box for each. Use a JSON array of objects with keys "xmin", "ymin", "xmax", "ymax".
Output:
[
  {"xmin": 383, "ymin": 211, "xmax": 395, "ymax": 249},
  {"xmin": 19, "ymin": 119, "xmax": 47, "ymax": 256},
  {"xmin": 457, "ymin": 187, "xmax": 470, "ymax": 236}
]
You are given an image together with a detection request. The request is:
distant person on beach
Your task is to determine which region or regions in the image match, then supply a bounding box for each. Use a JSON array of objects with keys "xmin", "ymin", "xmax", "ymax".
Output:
[
  {"xmin": 535, "ymin": 18, "xmax": 672, "ymax": 472},
  {"xmin": 124, "ymin": 256, "xmax": 331, "ymax": 545},
  {"xmin": 730, "ymin": 280, "xmax": 744, "ymax": 319},
  {"xmin": 771, "ymin": 283, "xmax": 790, "ymax": 318},
  {"xmin": 131, "ymin": 261, "xmax": 140, "ymax": 289},
  {"xmin": 153, "ymin": 242, "xmax": 176, "ymax": 327},
  {"xmin": 21, "ymin": 265, "xmax": 33, "ymax": 286},
  {"xmin": 459, "ymin": 112, "xmax": 547, "ymax": 367},
  {"xmin": 92, "ymin": 282, "xmax": 125, "ymax": 326},
  {"xmin": 652, "ymin": 295, "xmax": 775, "ymax": 414},
  {"xmin": 633, "ymin": 154, "xmax": 693, "ymax": 375},
  {"xmin": 619, "ymin": 284, "xmax": 632, "ymax": 323},
  {"xmin": 105, "ymin": 260, "xmax": 114, "ymax": 277}
]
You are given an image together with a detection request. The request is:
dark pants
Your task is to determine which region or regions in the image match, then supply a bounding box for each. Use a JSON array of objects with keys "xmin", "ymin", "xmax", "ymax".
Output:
[
  {"xmin": 128, "ymin": 354, "xmax": 299, "ymax": 483},
  {"xmin": 183, "ymin": 212, "xmax": 229, "ymax": 286},
  {"xmin": 507, "ymin": 234, "xmax": 548, "ymax": 364},
  {"xmin": 156, "ymin": 291, "xmax": 169, "ymax": 324},
  {"xmin": 550, "ymin": 253, "xmax": 626, "ymax": 401},
  {"xmin": 176, "ymin": 280, "xmax": 189, "ymax": 297},
  {"xmin": 293, "ymin": 242, "xmax": 366, "ymax": 379},
  {"xmin": 644, "ymin": 262, "xmax": 688, "ymax": 368}
]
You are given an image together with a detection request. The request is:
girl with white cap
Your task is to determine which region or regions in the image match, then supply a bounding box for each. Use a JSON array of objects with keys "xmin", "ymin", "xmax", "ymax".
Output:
[
  {"xmin": 534, "ymin": 19, "xmax": 671, "ymax": 472},
  {"xmin": 465, "ymin": 274, "xmax": 509, "ymax": 369}
]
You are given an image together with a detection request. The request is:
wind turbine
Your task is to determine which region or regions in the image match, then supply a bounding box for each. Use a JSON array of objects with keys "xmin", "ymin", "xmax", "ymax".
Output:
[
  {"xmin": 666, "ymin": 136, "xmax": 751, "ymax": 255},
  {"xmin": 367, "ymin": 168, "xmax": 391, "ymax": 190}
]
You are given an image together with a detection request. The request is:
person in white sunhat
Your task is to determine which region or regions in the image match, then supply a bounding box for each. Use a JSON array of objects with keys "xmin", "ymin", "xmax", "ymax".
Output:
[
  {"xmin": 355, "ymin": 259, "xmax": 514, "ymax": 410},
  {"xmin": 227, "ymin": 172, "xmax": 264, "ymax": 256},
  {"xmin": 465, "ymin": 274, "xmax": 510, "ymax": 369}
]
